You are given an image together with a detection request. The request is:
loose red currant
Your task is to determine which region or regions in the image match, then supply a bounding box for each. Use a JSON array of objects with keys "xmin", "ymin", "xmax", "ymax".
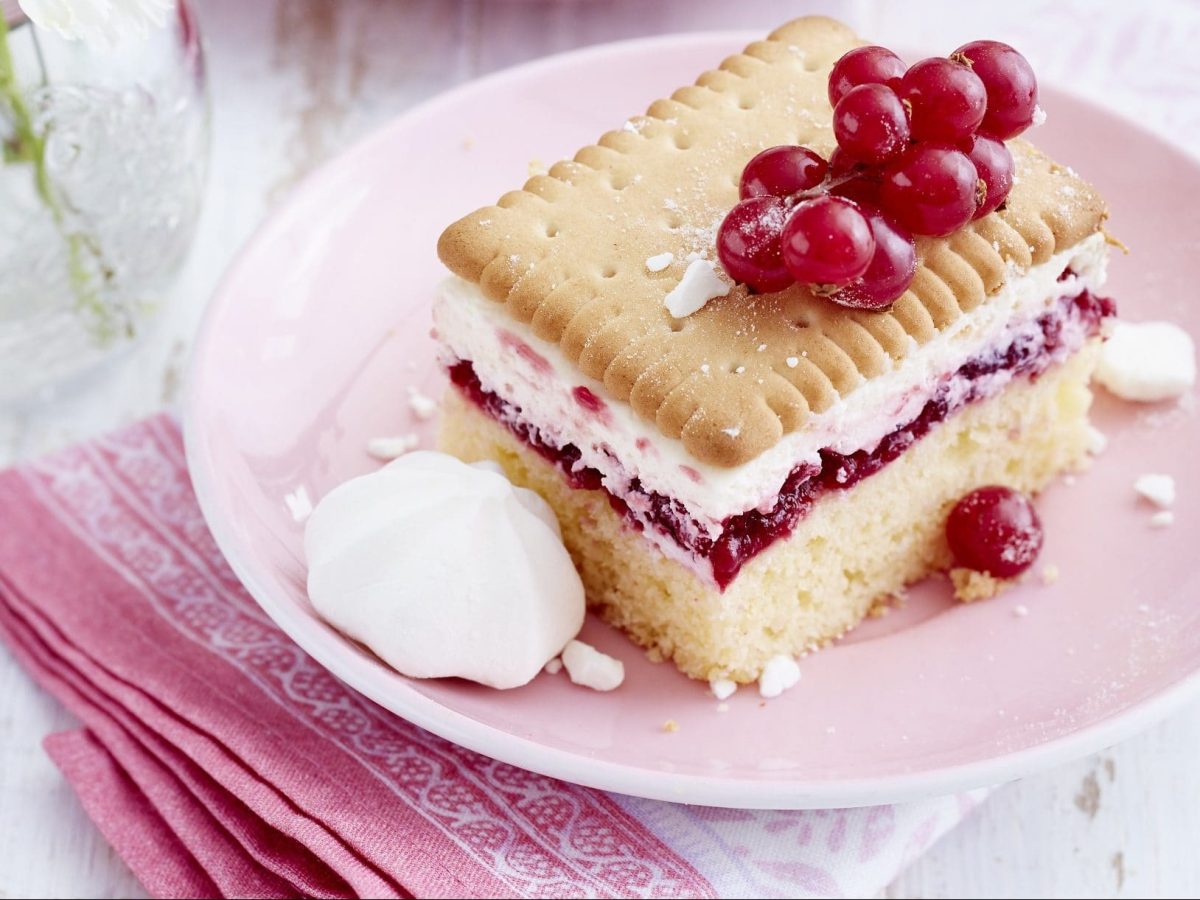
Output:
[
  {"xmin": 880, "ymin": 144, "xmax": 980, "ymax": 237},
  {"xmin": 828, "ymin": 211, "xmax": 916, "ymax": 310},
  {"xmin": 946, "ymin": 486, "xmax": 1043, "ymax": 578},
  {"xmin": 833, "ymin": 83, "xmax": 910, "ymax": 166},
  {"xmin": 739, "ymin": 145, "xmax": 828, "ymax": 200},
  {"xmin": 952, "ymin": 40, "xmax": 1038, "ymax": 139},
  {"xmin": 716, "ymin": 195, "xmax": 794, "ymax": 293},
  {"xmin": 898, "ymin": 57, "xmax": 987, "ymax": 144},
  {"xmin": 967, "ymin": 134, "xmax": 1015, "ymax": 219},
  {"xmin": 828, "ymin": 45, "xmax": 907, "ymax": 106},
  {"xmin": 781, "ymin": 195, "xmax": 875, "ymax": 287}
]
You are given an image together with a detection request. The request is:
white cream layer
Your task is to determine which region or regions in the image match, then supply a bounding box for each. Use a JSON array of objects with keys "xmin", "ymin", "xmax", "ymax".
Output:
[{"xmin": 433, "ymin": 232, "xmax": 1109, "ymax": 531}]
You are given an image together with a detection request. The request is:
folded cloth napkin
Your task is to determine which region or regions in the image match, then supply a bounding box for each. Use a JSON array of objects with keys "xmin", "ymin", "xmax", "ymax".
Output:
[{"xmin": 0, "ymin": 415, "xmax": 988, "ymax": 899}]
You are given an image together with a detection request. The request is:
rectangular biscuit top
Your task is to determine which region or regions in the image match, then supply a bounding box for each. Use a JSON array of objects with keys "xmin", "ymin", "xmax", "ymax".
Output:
[{"xmin": 437, "ymin": 15, "xmax": 1107, "ymax": 468}]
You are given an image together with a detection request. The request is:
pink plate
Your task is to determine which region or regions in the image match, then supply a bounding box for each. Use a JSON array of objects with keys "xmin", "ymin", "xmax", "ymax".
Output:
[{"xmin": 185, "ymin": 32, "xmax": 1200, "ymax": 809}]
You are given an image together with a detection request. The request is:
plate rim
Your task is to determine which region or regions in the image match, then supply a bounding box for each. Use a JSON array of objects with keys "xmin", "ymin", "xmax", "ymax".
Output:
[{"xmin": 183, "ymin": 29, "xmax": 1200, "ymax": 809}]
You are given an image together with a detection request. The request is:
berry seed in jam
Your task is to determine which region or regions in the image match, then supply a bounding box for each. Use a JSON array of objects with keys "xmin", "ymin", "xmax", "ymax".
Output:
[{"xmin": 946, "ymin": 486, "xmax": 1044, "ymax": 578}]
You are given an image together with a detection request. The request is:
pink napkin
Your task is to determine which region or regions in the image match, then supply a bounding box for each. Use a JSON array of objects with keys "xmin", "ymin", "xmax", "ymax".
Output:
[{"xmin": 0, "ymin": 415, "xmax": 988, "ymax": 899}]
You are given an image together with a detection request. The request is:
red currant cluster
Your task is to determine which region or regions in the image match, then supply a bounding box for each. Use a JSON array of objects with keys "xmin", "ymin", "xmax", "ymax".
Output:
[{"xmin": 716, "ymin": 40, "xmax": 1039, "ymax": 310}]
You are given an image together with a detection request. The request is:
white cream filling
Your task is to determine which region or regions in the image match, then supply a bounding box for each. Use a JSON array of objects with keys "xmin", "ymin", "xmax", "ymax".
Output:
[{"xmin": 433, "ymin": 233, "xmax": 1109, "ymax": 532}]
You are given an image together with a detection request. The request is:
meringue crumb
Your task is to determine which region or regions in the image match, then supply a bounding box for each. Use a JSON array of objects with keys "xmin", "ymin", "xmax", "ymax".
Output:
[
  {"xmin": 543, "ymin": 658, "xmax": 562, "ymax": 675},
  {"xmin": 786, "ymin": 356, "xmax": 799, "ymax": 368},
  {"xmin": 661, "ymin": 719, "xmax": 679, "ymax": 733},
  {"xmin": 561, "ymin": 640, "xmax": 624, "ymax": 691},
  {"xmin": 717, "ymin": 702, "xmax": 730, "ymax": 713},
  {"xmin": 709, "ymin": 678, "xmax": 737, "ymax": 701},
  {"xmin": 1063, "ymin": 475, "xmax": 1077, "ymax": 487},
  {"xmin": 951, "ymin": 567, "xmax": 1011, "ymax": 602},
  {"xmin": 1095, "ymin": 321, "xmax": 1196, "ymax": 401},
  {"xmin": 1134, "ymin": 473, "xmax": 1176, "ymax": 509},
  {"xmin": 664, "ymin": 259, "xmax": 729, "ymax": 318},
  {"xmin": 1086, "ymin": 425, "xmax": 1108, "ymax": 455},
  {"xmin": 734, "ymin": 365, "xmax": 746, "ymax": 375},
  {"xmin": 757, "ymin": 343, "xmax": 768, "ymax": 352},
  {"xmin": 1041, "ymin": 564, "xmax": 1060, "ymax": 585},
  {"xmin": 825, "ymin": 725, "xmax": 836, "ymax": 735},
  {"xmin": 366, "ymin": 434, "xmax": 420, "ymax": 460},
  {"xmin": 1013, "ymin": 604, "xmax": 1030, "ymax": 618},
  {"xmin": 721, "ymin": 426, "xmax": 741, "ymax": 439},
  {"xmin": 646, "ymin": 251, "xmax": 674, "ymax": 273},
  {"xmin": 758, "ymin": 655, "xmax": 801, "ymax": 699},
  {"xmin": 1151, "ymin": 510, "xmax": 1175, "ymax": 528},
  {"xmin": 284, "ymin": 486, "xmax": 313, "ymax": 523},
  {"xmin": 406, "ymin": 387, "xmax": 438, "ymax": 420},
  {"xmin": 700, "ymin": 363, "xmax": 711, "ymax": 375},
  {"xmin": 1031, "ymin": 105, "xmax": 1047, "ymax": 126}
]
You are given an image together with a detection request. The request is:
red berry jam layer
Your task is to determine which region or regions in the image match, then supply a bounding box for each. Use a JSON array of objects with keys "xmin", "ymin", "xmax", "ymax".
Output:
[{"xmin": 448, "ymin": 287, "xmax": 1114, "ymax": 590}]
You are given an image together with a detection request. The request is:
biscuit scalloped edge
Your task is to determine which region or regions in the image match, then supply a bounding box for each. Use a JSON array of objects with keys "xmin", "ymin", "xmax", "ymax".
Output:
[{"xmin": 436, "ymin": 15, "xmax": 1107, "ymax": 468}]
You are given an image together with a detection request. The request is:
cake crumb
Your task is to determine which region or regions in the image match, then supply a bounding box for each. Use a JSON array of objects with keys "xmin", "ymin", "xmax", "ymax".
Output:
[
  {"xmin": 406, "ymin": 387, "xmax": 438, "ymax": 420},
  {"xmin": 645, "ymin": 646, "xmax": 665, "ymax": 664},
  {"xmin": 758, "ymin": 655, "xmax": 801, "ymax": 699},
  {"xmin": 1134, "ymin": 473, "xmax": 1176, "ymax": 509},
  {"xmin": 951, "ymin": 567, "xmax": 1012, "ymax": 602},
  {"xmin": 1150, "ymin": 510, "xmax": 1175, "ymax": 528},
  {"xmin": 561, "ymin": 640, "xmax": 624, "ymax": 691},
  {"xmin": 366, "ymin": 434, "xmax": 420, "ymax": 460},
  {"xmin": 661, "ymin": 719, "xmax": 679, "ymax": 733},
  {"xmin": 1041, "ymin": 564, "xmax": 1060, "ymax": 585},
  {"xmin": 527, "ymin": 157, "xmax": 547, "ymax": 176},
  {"xmin": 867, "ymin": 594, "xmax": 903, "ymax": 619},
  {"xmin": 543, "ymin": 658, "xmax": 562, "ymax": 675},
  {"xmin": 709, "ymin": 677, "xmax": 738, "ymax": 701}
]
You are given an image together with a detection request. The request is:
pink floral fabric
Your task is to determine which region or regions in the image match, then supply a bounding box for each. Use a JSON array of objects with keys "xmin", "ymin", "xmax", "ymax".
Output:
[{"xmin": 0, "ymin": 416, "xmax": 987, "ymax": 898}]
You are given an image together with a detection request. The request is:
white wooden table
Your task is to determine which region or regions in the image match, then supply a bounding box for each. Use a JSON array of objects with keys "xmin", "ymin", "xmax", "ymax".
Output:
[{"xmin": 2, "ymin": 1, "xmax": 1199, "ymax": 897}]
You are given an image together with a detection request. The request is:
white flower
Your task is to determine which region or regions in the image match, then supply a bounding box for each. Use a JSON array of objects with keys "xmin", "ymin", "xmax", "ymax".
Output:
[{"xmin": 18, "ymin": 0, "xmax": 172, "ymax": 45}]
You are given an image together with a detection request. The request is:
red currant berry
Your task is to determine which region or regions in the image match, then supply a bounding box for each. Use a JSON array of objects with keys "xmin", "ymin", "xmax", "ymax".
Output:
[
  {"xmin": 828, "ymin": 211, "xmax": 917, "ymax": 310},
  {"xmin": 829, "ymin": 145, "xmax": 867, "ymax": 179},
  {"xmin": 739, "ymin": 145, "xmax": 828, "ymax": 200},
  {"xmin": 828, "ymin": 45, "xmax": 907, "ymax": 106},
  {"xmin": 946, "ymin": 486, "xmax": 1043, "ymax": 578},
  {"xmin": 833, "ymin": 83, "xmax": 911, "ymax": 166},
  {"xmin": 831, "ymin": 173, "xmax": 882, "ymax": 209},
  {"xmin": 952, "ymin": 40, "xmax": 1038, "ymax": 140},
  {"xmin": 781, "ymin": 196, "xmax": 875, "ymax": 287},
  {"xmin": 898, "ymin": 57, "xmax": 987, "ymax": 143},
  {"xmin": 716, "ymin": 195, "xmax": 794, "ymax": 293},
  {"xmin": 966, "ymin": 134, "xmax": 1014, "ymax": 219},
  {"xmin": 880, "ymin": 144, "xmax": 980, "ymax": 237}
]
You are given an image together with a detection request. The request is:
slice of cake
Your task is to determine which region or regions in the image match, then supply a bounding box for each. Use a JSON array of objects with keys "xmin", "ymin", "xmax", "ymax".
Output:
[{"xmin": 433, "ymin": 16, "xmax": 1114, "ymax": 683}]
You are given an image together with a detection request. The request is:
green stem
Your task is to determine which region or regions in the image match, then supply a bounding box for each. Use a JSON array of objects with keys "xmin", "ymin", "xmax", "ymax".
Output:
[{"xmin": 0, "ymin": 15, "xmax": 123, "ymax": 340}]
